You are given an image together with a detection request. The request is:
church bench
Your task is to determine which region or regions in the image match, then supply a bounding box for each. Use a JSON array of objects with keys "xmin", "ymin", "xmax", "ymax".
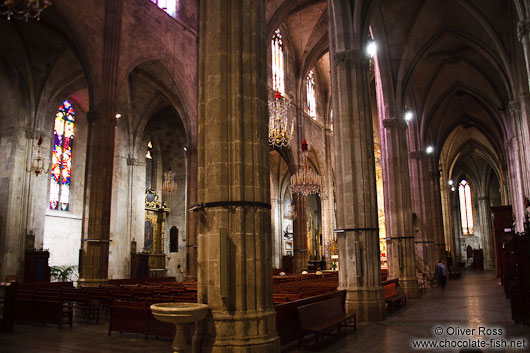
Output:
[
  {"xmin": 296, "ymin": 294, "xmax": 356, "ymax": 349},
  {"xmin": 275, "ymin": 290, "xmax": 346, "ymax": 345},
  {"xmin": 382, "ymin": 279, "xmax": 406, "ymax": 312},
  {"xmin": 15, "ymin": 297, "xmax": 73, "ymax": 328},
  {"xmin": 108, "ymin": 301, "xmax": 148, "ymax": 338},
  {"xmin": 61, "ymin": 289, "xmax": 100, "ymax": 324}
]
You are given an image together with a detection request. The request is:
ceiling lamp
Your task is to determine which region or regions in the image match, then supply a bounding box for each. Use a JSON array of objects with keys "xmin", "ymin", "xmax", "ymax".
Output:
[
  {"xmin": 291, "ymin": 140, "xmax": 320, "ymax": 195},
  {"xmin": 162, "ymin": 167, "xmax": 176, "ymax": 194},
  {"xmin": 1, "ymin": 0, "xmax": 52, "ymax": 21},
  {"xmin": 268, "ymin": 90, "xmax": 294, "ymax": 148},
  {"xmin": 26, "ymin": 136, "xmax": 49, "ymax": 176}
]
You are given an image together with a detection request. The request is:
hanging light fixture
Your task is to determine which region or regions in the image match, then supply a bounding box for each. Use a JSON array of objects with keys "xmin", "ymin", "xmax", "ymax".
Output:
[
  {"xmin": 26, "ymin": 136, "xmax": 49, "ymax": 176},
  {"xmin": 162, "ymin": 166, "xmax": 176, "ymax": 193},
  {"xmin": 290, "ymin": 139, "xmax": 320, "ymax": 195},
  {"xmin": 1, "ymin": 0, "xmax": 52, "ymax": 21},
  {"xmin": 268, "ymin": 90, "xmax": 294, "ymax": 148}
]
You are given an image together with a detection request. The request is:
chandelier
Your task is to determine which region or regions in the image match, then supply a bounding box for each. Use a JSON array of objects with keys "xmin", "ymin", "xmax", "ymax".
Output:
[
  {"xmin": 290, "ymin": 139, "xmax": 320, "ymax": 195},
  {"xmin": 162, "ymin": 167, "xmax": 176, "ymax": 193},
  {"xmin": 27, "ymin": 136, "xmax": 49, "ymax": 176},
  {"xmin": 1, "ymin": 0, "xmax": 52, "ymax": 21},
  {"xmin": 268, "ymin": 90, "xmax": 294, "ymax": 148}
]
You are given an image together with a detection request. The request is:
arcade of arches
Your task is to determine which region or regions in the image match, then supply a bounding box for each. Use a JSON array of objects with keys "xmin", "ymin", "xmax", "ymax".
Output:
[{"xmin": 1, "ymin": 0, "xmax": 530, "ymax": 352}]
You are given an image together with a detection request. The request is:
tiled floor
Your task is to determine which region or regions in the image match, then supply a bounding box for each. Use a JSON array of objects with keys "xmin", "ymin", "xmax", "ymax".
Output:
[{"xmin": 1, "ymin": 270, "xmax": 528, "ymax": 353}]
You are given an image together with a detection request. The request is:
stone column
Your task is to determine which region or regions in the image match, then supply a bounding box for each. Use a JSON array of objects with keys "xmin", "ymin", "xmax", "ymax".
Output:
[
  {"xmin": 328, "ymin": 0, "xmax": 385, "ymax": 317},
  {"xmin": 293, "ymin": 193, "xmax": 307, "ymax": 273},
  {"xmin": 270, "ymin": 196, "xmax": 281, "ymax": 269},
  {"xmin": 79, "ymin": 0, "xmax": 123, "ymax": 284},
  {"xmin": 381, "ymin": 118, "xmax": 419, "ymax": 299},
  {"xmin": 505, "ymin": 135, "xmax": 525, "ymax": 232},
  {"xmin": 185, "ymin": 146, "xmax": 198, "ymax": 281},
  {"xmin": 452, "ymin": 204, "xmax": 463, "ymax": 262},
  {"xmin": 409, "ymin": 151, "xmax": 436, "ymax": 276},
  {"xmin": 440, "ymin": 179, "xmax": 456, "ymax": 265},
  {"xmin": 196, "ymin": 1, "xmax": 280, "ymax": 352},
  {"xmin": 429, "ymin": 168, "xmax": 446, "ymax": 262},
  {"xmin": 477, "ymin": 195, "xmax": 495, "ymax": 270},
  {"xmin": 517, "ymin": 19, "xmax": 530, "ymax": 93}
]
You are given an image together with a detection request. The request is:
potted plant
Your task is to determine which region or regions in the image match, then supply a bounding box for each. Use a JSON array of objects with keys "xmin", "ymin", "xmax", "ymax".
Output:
[{"xmin": 50, "ymin": 265, "xmax": 78, "ymax": 282}]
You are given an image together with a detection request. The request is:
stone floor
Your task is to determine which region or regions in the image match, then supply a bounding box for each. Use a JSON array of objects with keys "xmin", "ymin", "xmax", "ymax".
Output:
[{"xmin": 0, "ymin": 270, "xmax": 528, "ymax": 353}]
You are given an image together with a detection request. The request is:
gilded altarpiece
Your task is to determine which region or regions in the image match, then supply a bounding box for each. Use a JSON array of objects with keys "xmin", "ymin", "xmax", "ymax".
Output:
[{"xmin": 144, "ymin": 190, "xmax": 170, "ymax": 276}]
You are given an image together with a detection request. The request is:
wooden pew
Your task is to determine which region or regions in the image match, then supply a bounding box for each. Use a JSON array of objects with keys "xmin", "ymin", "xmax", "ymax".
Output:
[
  {"xmin": 296, "ymin": 294, "xmax": 356, "ymax": 349},
  {"xmin": 382, "ymin": 279, "xmax": 406, "ymax": 312}
]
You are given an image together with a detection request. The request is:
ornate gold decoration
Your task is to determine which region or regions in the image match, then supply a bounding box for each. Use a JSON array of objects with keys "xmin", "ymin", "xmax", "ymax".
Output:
[
  {"xmin": 268, "ymin": 90, "xmax": 294, "ymax": 148},
  {"xmin": 26, "ymin": 136, "xmax": 49, "ymax": 176},
  {"xmin": 291, "ymin": 139, "xmax": 321, "ymax": 195},
  {"xmin": 1, "ymin": 0, "xmax": 52, "ymax": 21},
  {"xmin": 162, "ymin": 167, "xmax": 176, "ymax": 193}
]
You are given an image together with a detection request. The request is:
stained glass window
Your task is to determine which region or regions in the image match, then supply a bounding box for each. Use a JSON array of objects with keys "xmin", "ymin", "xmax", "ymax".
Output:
[
  {"xmin": 458, "ymin": 180, "xmax": 474, "ymax": 235},
  {"xmin": 49, "ymin": 100, "xmax": 75, "ymax": 211},
  {"xmin": 150, "ymin": 0, "xmax": 177, "ymax": 18},
  {"xmin": 272, "ymin": 29, "xmax": 285, "ymax": 95},
  {"xmin": 306, "ymin": 69, "xmax": 316, "ymax": 119}
]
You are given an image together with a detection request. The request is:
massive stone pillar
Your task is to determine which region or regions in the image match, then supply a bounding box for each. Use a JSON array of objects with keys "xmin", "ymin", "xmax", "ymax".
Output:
[
  {"xmin": 185, "ymin": 146, "xmax": 198, "ymax": 280},
  {"xmin": 452, "ymin": 203, "xmax": 463, "ymax": 262},
  {"xmin": 328, "ymin": 0, "xmax": 385, "ymax": 321},
  {"xmin": 293, "ymin": 193, "xmax": 307, "ymax": 273},
  {"xmin": 440, "ymin": 176, "xmax": 456, "ymax": 264},
  {"xmin": 477, "ymin": 195, "xmax": 495, "ymax": 270},
  {"xmin": 429, "ymin": 168, "xmax": 446, "ymax": 262},
  {"xmin": 79, "ymin": 0, "xmax": 123, "ymax": 285},
  {"xmin": 196, "ymin": 1, "xmax": 280, "ymax": 352},
  {"xmin": 409, "ymin": 151, "xmax": 436, "ymax": 276},
  {"xmin": 381, "ymin": 118, "xmax": 419, "ymax": 299}
]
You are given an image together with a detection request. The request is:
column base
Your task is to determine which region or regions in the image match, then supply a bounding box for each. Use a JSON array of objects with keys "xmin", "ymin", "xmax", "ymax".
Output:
[
  {"xmin": 345, "ymin": 288, "xmax": 385, "ymax": 321},
  {"xmin": 484, "ymin": 258, "xmax": 495, "ymax": 271},
  {"xmin": 77, "ymin": 278, "xmax": 109, "ymax": 287},
  {"xmin": 201, "ymin": 309, "xmax": 280, "ymax": 353},
  {"xmin": 400, "ymin": 278, "xmax": 420, "ymax": 299}
]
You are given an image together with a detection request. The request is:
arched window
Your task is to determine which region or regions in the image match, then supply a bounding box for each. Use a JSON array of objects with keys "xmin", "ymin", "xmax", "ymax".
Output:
[
  {"xmin": 49, "ymin": 100, "xmax": 75, "ymax": 211},
  {"xmin": 271, "ymin": 28, "xmax": 285, "ymax": 95},
  {"xmin": 306, "ymin": 69, "xmax": 316, "ymax": 119},
  {"xmin": 151, "ymin": 0, "xmax": 177, "ymax": 18},
  {"xmin": 146, "ymin": 140, "xmax": 153, "ymax": 190},
  {"xmin": 458, "ymin": 180, "xmax": 474, "ymax": 235}
]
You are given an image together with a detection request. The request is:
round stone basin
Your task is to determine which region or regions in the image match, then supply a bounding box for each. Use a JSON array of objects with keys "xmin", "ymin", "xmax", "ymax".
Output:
[
  {"xmin": 150, "ymin": 303, "xmax": 209, "ymax": 353},
  {"xmin": 150, "ymin": 302, "xmax": 209, "ymax": 324}
]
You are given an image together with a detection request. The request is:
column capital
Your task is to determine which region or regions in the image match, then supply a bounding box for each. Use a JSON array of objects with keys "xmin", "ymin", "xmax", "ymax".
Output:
[
  {"xmin": 333, "ymin": 48, "xmax": 370, "ymax": 66},
  {"xmin": 508, "ymin": 99, "xmax": 520, "ymax": 119},
  {"xmin": 517, "ymin": 20, "xmax": 530, "ymax": 42},
  {"xmin": 382, "ymin": 118, "xmax": 408, "ymax": 129}
]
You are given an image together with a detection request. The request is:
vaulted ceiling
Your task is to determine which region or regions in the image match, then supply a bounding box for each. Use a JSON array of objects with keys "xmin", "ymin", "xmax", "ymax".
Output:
[{"xmin": 267, "ymin": 0, "xmax": 519, "ymax": 186}]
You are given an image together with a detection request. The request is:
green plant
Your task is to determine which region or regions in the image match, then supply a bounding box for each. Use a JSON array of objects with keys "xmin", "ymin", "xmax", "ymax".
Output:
[{"xmin": 50, "ymin": 265, "xmax": 78, "ymax": 282}]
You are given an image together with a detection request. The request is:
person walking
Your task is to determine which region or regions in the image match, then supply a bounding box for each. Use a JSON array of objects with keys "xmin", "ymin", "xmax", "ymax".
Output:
[{"xmin": 436, "ymin": 259, "xmax": 449, "ymax": 289}]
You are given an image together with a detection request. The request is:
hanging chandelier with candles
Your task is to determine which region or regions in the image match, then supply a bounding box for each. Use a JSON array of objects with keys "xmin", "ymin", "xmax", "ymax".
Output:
[
  {"xmin": 290, "ymin": 139, "xmax": 320, "ymax": 195},
  {"xmin": 27, "ymin": 136, "xmax": 49, "ymax": 176},
  {"xmin": 268, "ymin": 90, "xmax": 294, "ymax": 148},
  {"xmin": 1, "ymin": 0, "xmax": 52, "ymax": 21},
  {"xmin": 162, "ymin": 167, "xmax": 176, "ymax": 193}
]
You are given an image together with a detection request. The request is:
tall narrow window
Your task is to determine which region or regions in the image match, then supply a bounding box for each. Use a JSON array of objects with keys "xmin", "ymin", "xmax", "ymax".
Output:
[
  {"xmin": 458, "ymin": 180, "xmax": 474, "ymax": 235},
  {"xmin": 146, "ymin": 140, "xmax": 153, "ymax": 190},
  {"xmin": 150, "ymin": 0, "xmax": 177, "ymax": 18},
  {"xmin": 306, "ymin": 69, "xmax": 316, "ymax": 119},
  {"xmin": 271, "ymin": 29, "xmax": 285, "ymax": 95},
  {"xmin": 49, "ymin": 100, "xmax": 75, "ymax": 211}
]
